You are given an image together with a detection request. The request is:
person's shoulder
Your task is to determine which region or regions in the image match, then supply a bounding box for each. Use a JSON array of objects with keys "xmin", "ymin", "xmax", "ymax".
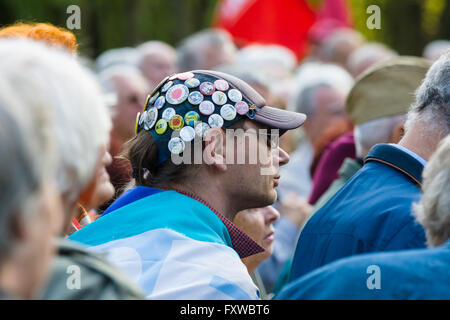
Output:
[
  {"xmin": 279, "ymin": 245, "xmax": 450, "ymax": 300},
  {"xmin": 40, "ymin": 238, "xmax": 145, "ymax": 300}
]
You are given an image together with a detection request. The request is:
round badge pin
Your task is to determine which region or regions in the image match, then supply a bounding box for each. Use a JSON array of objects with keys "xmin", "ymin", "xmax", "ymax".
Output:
[
  {"xmin": 188, "ymin": 91, "xmax": 204, "ymax": 105},
  {"xmin": 138, "ymin": 111, "xmax": 146, "ymax": 126},
  {"xmin": 180, "ymin": 126, "xmax": 196, "ymax": 142},
  {"xmin": 184, "ymin": 78, "xmax": 200, "ymax": 88},
  {"xmin": 168, "ymin": 137, "xmax": 185, "ymax": 154},
  {"xmin": 228, "ymin": 89, "xmax": 242, "ymax": 103},
  {"xmin": 154, "ymin": 96, "xmax": 166, "ymax": 109},
  {"xmin": 177, "ymin": 72, "xmax": 195, "ymax": 81},
  {"xmin": 199, "ymin": 100, "xmax": 215, "ymax": 116},
  {"xmin": 168, "ymin": 115, "xmax": 184, "ymax": 130},
  {"xmin": 212, "ymin": 91, "xmax": 227, "ymax": 106},
  {"xmin": 208, "ymin": 114, "xmax": 224, "ymax": 128},
  {"xmin": 155, "ymin": 119, "xmax": 168, "ymax": 135},
  {"xmin": 166, "ymin": 84, "xmax": 189, "ymax": 105},
  {"xmin": 162, "ymin": 107, "xmax": 176, "ymax": 121},
  {"xmin": 184, "ymin": 111, "xmax": 200, "ymax": 127},
  {"xmin": 149, "ymin": 92, "xmax": 160, "ymax": 104},
  {"xmin": 220, "ymin": 104, "xmax": 237, "ymax": 121},
  {"xmin": 199, "ymin": 82, "xmax": 215, "ymax": 96},
  {"xmin": 214, "ymin": 79, "xmax": 229, "ymax": 91},
  {"xmin": 144, "ymin": 107, "xmax": 158, "ymax": 130},
  {"xmin": 161, "ymin": 81, "xmax": 174, "ymax": 93},
  {"xmin": 195, "ymin": 122, "xmax": 210, "ymax": 139},
  {"xmin": 235, "ymin": 101, "xmax": 249, "ymax": 115}
]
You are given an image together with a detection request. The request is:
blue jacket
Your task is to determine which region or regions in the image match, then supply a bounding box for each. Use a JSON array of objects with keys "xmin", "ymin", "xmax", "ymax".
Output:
[
  {"xmin": 277, "ymin": 240, "xmax": 450, "ymax": 300},
  {"xmin": 289, "ymin": 144, "xmax": 427, "ymax": 282}
]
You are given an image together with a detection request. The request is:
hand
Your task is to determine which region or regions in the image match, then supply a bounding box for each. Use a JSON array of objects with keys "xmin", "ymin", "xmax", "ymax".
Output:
[{"xmin": 278, "ymin": 193, "xmax": 313, "ymax": 228}]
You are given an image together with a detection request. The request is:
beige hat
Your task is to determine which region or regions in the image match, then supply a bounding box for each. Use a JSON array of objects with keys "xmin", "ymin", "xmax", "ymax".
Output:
[{"xmin": 345, "ymin": 56, "xmax": 432, "ymax": 125}]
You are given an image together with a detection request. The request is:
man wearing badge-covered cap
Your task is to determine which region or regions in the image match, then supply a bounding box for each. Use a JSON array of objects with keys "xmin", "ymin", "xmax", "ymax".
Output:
[
  {"xmin": 69, "ymin": 70, "xmax": 306, "ymax": 299},
  {"xmin": 288, "ymin": 54, "xmax": 450, "ymax": 284}
]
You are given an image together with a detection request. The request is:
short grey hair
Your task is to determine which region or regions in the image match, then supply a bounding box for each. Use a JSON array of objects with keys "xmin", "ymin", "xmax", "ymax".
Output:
[
  {"xmin": 354, "ymin": 114, "xmax": 406, "ymax": 158},
  {"xmin": 137, "ymin": 40, "xmax": 176, "ymax": 65},
  {"xmin": 414, "ymin": 134, "xmax": 450, "ymax": 247},
  {"xmin": 290, "ymin": 62, "xmax": 353, "ymax": 116},
  {"xmin": 177, "ymin": 28, "xmax": 235, "ymax": 71},
  {"xmin": 405, "ymin": 50, "xmax": 450, "ymax": 138},
  {"xmin": 0, "ymin": 39, "xmax": 112, "ymax": 203},
  {"xmin": 0, "ymin": 64, "xmax": 55, "ymax": 262},
  {"xmin": 346, "ymin": 42, "xmax": 397, "ymax": 77}
]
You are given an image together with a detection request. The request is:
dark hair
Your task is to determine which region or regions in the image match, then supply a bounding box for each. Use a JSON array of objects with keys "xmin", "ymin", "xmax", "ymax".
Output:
[{"xmin": 123, "ymin": 119, "xmax": 247, "ymax": 188}]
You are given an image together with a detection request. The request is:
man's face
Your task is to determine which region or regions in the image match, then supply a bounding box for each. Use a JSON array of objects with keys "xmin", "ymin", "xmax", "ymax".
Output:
[
  {"xmin": 112, "ymin": 76, "xmax": 149, "ymax": 141},
  {"xmin": 140, "ymin": 51, "xmax": 176, "ymax": 89},
  {"xmin": 224, "ymin": 120, "xmax": 289, "ymax": 211}
]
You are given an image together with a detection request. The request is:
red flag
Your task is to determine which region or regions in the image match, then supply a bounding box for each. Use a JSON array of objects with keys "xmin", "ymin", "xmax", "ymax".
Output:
[{"xmin": 214, "ymin": 0, "xmax": 317, "ymax": 59}]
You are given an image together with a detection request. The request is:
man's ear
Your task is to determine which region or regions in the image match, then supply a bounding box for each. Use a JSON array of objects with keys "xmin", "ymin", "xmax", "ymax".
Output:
[
  {"xmin": 203, "ymin": 127, "xmax": 227, "ymax": 171},
  {"xmin": 391, "ymin": 121, "xmax": 405, "ymax": 143}
]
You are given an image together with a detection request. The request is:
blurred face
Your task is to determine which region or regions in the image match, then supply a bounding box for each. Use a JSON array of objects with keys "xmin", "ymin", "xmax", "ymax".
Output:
[
  {"xmin": 112, "ymin": 76, "xmax": 149, "ymax": 142},
  {"xmin": 19, "ymin": 181, "xmax": 63, "ymax": 298},
  {"xmin": 308, "ymin": 86, "xmax": 349, "ymax": 143},
  {"xmin": 226, "ymin": 120, "xmax": 290, "ymax": 211},
  {"xmin": 78, "ymin": 143, "xmax": 114, "ymax": 211},
  {"xmin": 234, "ymin": 206, "xmax": 280, "ymax": 257},
  {"xmin": 140, "ymin": 50, "xmax": 176, "ymax": 89},
  {"xmin": 202, "ymin": 43, "xmax": 236, "ymax": 69}
]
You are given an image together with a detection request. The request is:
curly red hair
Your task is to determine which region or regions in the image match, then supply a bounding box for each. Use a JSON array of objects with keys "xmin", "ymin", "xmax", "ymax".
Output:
[{"xmin": 0, "ymin": 22, "xmax": 78, "ymax": 53}]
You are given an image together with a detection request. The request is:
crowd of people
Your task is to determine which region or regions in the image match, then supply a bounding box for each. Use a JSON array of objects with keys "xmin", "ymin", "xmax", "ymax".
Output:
[{"xmin": 0, "ymin": 21, "xmax": 449, "ymax": 300}]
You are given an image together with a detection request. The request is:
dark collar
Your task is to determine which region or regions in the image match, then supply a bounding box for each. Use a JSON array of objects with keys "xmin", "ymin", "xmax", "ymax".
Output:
[
  {"xmin": 364, "ymin": 144, "xmax": 424, "ymax": 187},
  {"xmin": 173, "ymin": 188, "xmax": 265, "ymax": 259}
]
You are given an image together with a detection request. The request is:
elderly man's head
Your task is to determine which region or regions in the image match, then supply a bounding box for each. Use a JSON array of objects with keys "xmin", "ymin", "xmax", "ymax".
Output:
[
  {"xmin": 292, "ymin": 64, "xmax": 353, "ymax": 144},
  {"xmin": 318, "ymin": 28, "xmax": 365, "ymax": 68},
  {"xmin": 137, "ymin": 41, "xmax": 177, "ymax": 90},
  {"xmin": 347, "ymin": 56, "xmax": 432, "ymax": 158},
  {"xmin": 414, "ymin": 134, "xmax": 450, "ymax": 247},
  {"xmin": 177, "ymin": 28, "xmax": 237, "ymax": 72},
  {"xmin": 0, "ymin": 39, "xmax": 65, "ymax": 299},
  {"xmin": 98, "ymin": 65, "xmax": 150, "ymax": 144},
  {"xmin": 401, "ymin": 51, "xmax": 450, "ymax": 161}
]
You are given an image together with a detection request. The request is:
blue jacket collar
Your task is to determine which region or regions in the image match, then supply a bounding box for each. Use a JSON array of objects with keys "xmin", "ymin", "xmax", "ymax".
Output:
[{"xmin": 364, "ymin": 144, "xmax": 424, "ymax": 187}]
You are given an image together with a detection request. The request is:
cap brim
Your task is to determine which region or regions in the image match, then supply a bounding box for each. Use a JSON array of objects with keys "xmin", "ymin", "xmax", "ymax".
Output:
[{"xmin": 254, "ymin": 106, "xmax": 307, "ymax": 133}]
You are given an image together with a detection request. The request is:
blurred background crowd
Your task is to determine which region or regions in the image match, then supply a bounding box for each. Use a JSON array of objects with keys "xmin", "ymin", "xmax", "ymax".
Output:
[{"xmin": 0, "ymin": 0, "xmax": 449, "ymax": 300}]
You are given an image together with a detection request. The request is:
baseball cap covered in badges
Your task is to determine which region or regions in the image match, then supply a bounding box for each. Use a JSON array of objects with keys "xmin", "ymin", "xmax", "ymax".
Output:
[
  {"xmin": 136, "ymin": 70, "xmax": 307, "ymax": 164},
  {"xmin": 345, "ymin": 56, "xmax": 432, "ymax": 125}
]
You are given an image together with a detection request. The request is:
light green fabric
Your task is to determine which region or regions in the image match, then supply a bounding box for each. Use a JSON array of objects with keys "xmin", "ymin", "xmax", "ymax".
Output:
[{"xmin": 39, "ymin": 238, "xmax": 145, "ymax": 300}]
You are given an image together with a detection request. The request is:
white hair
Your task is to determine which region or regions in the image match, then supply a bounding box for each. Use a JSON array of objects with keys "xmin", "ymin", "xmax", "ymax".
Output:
[
  {"xmin": 0, "ymin": 74, "xmax": 55, "ymax": 261},
  {"xmin": 0, "ymin": 39, "xmax": 112, "ymax": 202},
  {"xmin": 354, "ymin": 114, "xmax": 406, "ymax": 158},
  {"xmin": 413, "ymin": 134, "xmax": 450, "ymax": 247},
  {"xmin": 236, "ymin": 44, "xmax": 297, "ymax": 72},
  {"xmin": 137, "ymin": 40, "xmax": 176, "ymax": 64},
  {"xmin": 405, "ymin": 50, "xmax": 450, "ymax": 138},
  {"xmin": 319, "ymin": 28, "xmax": 365, "ymax": 63},
  {"xmin": 177, "ymin": 28, "xmax": 236, "ymax": 71},
  {"xmin": 95, "ymin": 47, "xmax": 139, "ymax": 72},
  {"xmin": 290, "ymin": 62, "xmax": 354, "ymax": 114},
  {"xmin": 423, "ymin": 40, "xmax": 450, "ymax": 61},
  {"xmin": 97, "ymin": 64, "xmax": 149, "ymax": 112}
]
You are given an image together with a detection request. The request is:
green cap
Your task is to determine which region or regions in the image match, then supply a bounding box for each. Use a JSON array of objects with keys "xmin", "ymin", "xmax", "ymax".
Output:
[{"xmin": 345, "ymin": 56, "xmax": 432, "ymax": 125}]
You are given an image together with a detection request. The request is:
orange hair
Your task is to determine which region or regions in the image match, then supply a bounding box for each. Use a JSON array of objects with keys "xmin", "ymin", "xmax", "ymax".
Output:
[{"xmin": 0, "ymin": 22, "xmax": 78, "ymax": 53}]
